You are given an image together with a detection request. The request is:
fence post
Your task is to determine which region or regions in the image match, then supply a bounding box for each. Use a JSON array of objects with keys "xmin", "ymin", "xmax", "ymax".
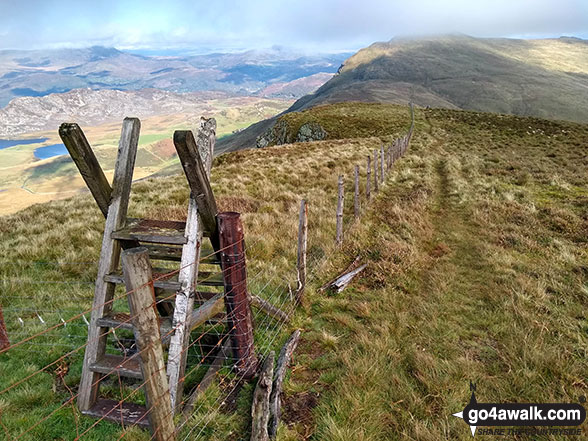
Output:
[
  {"xmin": 373, "ymin": 150, "xmax": 379, "ymax": 193},
  {"xmin": 336, "ymin": 175, "xmax": 344, "ymax": 245},
  {"xmin": 296, "ymin": 200, "xmax": 308, "ymax": 304},
  {"xmin": 354, "ymin": 165, "xmax": 360, "ymax": 219},
  {"xmin": 218, "ymin": 212, "xmax": 258, "ymax": 379},
  {"xmin": 366, "ymin": 156, "xmax": 371, "ymax": 201},
  {"xmin": 0, "ymin": 303, "xmax": 9, "ymax": 350},
  {"xmin": 121, "ymin": 247, "xmax": 176, "ymax": 441},
  {"xmin": 380, "ymin": 145, "xmax": 385, "ymax": 183}
]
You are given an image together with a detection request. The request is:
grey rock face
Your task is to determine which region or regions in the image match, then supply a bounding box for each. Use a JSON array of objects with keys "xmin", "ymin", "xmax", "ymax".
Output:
[
  {"xmin": 296, "ymin": 122, "xmax": 327, "ymax": 142},
  {"xmin": 256, "ymin": 119, "xmax": 327, "ymax": 148}
]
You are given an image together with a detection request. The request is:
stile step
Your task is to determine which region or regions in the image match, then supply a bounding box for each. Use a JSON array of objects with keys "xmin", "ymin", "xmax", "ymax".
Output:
[
  {"xmin": 104, "ymin": 270, "xmax": 224, "ymax": 289},
  {"xmin": 112, "ymin": 218, "xmax": 212, "ymax": 244},
  {"xmin": 89, "ymin": 354, "xmax": 143, "ymax": 379},
  {"xmin": 82, "ymin": 398, "xmax": 150, "ymax": 428},
  {"xmin": 97, "ymin": 313, "xmax": 174, "ymax": 345},
  {"xmin": 144, "ymin": 244, "xmax": 221, "ymax": 265}
]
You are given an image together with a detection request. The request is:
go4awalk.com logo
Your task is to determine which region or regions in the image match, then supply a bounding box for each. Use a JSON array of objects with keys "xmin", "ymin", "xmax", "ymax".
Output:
[{"xmin": 452, "ymin": 383, "xmax": 586, "ymax": 437}]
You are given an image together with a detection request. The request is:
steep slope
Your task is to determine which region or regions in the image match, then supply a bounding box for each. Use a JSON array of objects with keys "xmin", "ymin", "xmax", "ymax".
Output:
[
  {"xmin": 217, "ymin": 35, "xmax": 588, "ymax": 151},
  {"xmin": 296, "ymin": 35, "xmax": 588, "ymax": 122}
]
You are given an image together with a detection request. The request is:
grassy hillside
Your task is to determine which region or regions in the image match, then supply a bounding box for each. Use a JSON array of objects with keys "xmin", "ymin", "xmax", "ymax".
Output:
[
  {"xmin": 218, "ymin": 35, "xmax": 588, "ymax": 152},
  {"xmin": 295, "ymin": 35, "xmax": 588, "ymax": 123},
  {"xmin": 0, "ymin": 103, "xmax": 587, "ymax": 439}
]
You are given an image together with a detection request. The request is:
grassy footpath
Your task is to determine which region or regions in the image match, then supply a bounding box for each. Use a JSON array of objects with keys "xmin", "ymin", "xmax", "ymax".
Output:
[
  {"xmin": 0, "ymin": 103, "xmax": 586, "ymax": 439},
  {"xmin": 280, "ymin": 109, "xmax": 588, "ymax": 440}
]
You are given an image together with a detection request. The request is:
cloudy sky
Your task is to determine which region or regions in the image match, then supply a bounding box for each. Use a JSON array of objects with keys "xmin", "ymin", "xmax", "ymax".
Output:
[{"xmin": 1, "ymin": 0, "xmax": 587, "ymax": 52}]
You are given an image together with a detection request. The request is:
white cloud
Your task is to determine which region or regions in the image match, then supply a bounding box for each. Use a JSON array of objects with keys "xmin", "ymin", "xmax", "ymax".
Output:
[{"xmin": 0, "ymin": 0, "xmax": 586, "ymax": 50}]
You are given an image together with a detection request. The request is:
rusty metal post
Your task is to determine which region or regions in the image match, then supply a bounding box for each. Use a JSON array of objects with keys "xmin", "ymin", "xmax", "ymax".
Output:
[
  {"xmin": 218, "ymin": 212, "xmax": 258, "ymax": 379},
  {"xmin": 0, "ymin": 302, "xmax": 9, "ymax": 350}
]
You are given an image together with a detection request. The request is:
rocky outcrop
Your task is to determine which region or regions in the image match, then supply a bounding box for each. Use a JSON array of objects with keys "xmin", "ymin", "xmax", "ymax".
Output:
[
  {"xmin": 256, "ymin": 119, "xmax": 327, "ymax": 148},
  {"xmin": 295, "ymin": 122, "xmax": 327, "ymax": 142}
]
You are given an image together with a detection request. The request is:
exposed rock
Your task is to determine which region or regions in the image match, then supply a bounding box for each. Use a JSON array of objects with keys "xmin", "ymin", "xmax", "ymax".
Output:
[
  {"xmin": 296, "ymin": 122, "xmax": 327, "ymax": 143},
  {"xmin": 256, "ymin": 119, "xmax": 327, "ymax": 148}
]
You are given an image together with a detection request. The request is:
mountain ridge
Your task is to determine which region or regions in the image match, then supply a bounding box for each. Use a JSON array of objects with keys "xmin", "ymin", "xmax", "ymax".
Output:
[{"xmin": 217, "ymin": 35, "xmax": 588, "ymax": 152}]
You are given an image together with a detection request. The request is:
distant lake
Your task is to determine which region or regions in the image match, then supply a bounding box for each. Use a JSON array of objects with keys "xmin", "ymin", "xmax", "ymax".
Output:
[
  {"xmin": 0, "ymin": 138, "xmax": 48, "ymax": 150},
  {"xmin": 34, "ymin": 143, "xmax": 68, "ymax": 159}
]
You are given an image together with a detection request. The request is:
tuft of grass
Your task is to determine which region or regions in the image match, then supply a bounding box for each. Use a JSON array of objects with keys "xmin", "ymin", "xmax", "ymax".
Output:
[{"xmin": 1, "ymin": 104, "xmax": 587, "ymax": 440}]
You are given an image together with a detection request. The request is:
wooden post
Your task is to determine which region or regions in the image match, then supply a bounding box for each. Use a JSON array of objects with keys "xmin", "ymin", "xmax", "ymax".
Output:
[
  {"xmin": 380, "ymin": 145, "xmax": 385, "ymax": 183},
  {"xmin": 78, "ymin": 117, "xmax": 140, "ymax": 412},
  {"xmin": 373, "ymin": 150, "xmax": 379, "ymax": 193},
  {"xmin": 218, "ymin": 212, "xmax": 258, "ymax": 379},
  {"xmin": 366, "ymin": 156, "xmax": 371, "ymax": 201},
  {"xmin": 295, "ymin": 200, "xmax": 307, "ymax": 304},
  {"xmin": 167, "ymin": 121, "xmax": 217, "ymax": 411},
  {"xmin": 354, "ymin": 165, "xmax": 360, "ymax": 218},
  {"xmin": 173, "ymin": 130, "xmax": 219, "ymax": 247},
  {"xmin": 250, "ymin": 352, "xmax": 275, "ymax": 441},
  {"xmin": 0, "ymin": 302, "xmax": 9, "ymax": 350},
  {"xmin": 336, "ymin": 175, "xmax": 344, "ymax": 245},
  {"xmin": 121, "ymin": 247, "xmax": 176, "ymax": 441},
  {"xmin": 59, "ymin": 123, "xmax": 112, "ymax": 218},
  {"xmin": 268, "ymin": 330, "xmax": 301, "ymax": 439}
]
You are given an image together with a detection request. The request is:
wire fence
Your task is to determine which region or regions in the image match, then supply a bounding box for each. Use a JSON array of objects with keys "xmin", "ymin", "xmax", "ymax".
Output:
[{"xmin": 0, "ymin": 105, "xmax": 415, "ymax": 440}]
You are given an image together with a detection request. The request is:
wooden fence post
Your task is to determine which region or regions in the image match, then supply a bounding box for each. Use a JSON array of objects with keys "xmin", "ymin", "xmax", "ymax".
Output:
[
  {"xmin": 336, "ymin": 175, "xmax": 344, "ymax": 245},
  {"xmin": 218, "ymin": 212, "xmax": 258, "ymax": 379},
  {"xmin": 380, "ymin": 145, "xmax": 385, "ymax": 183},
  {"xmin": 0, "ymin": 302, "xmax": 9, "ymax": 350},
  {"xmin": 366, "ymin": 156, "xmax": 371, "ymax": 201},
  {"xmin": 373, "ymin": 150, "xmax": 379, "ymax": 193},
  {"xmin": 121, "ymin": 247, "xmax": 176, "ymax": 441},
  {"xmin": 354, "ymin": 165, "xmax": 360, "ymax": 219},
  {"xmin": 296, "ymin": 200, "xmax": 307, "ymax": 304}
]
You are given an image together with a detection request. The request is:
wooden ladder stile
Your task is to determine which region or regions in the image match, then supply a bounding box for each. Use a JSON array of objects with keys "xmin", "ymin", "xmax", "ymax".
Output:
[{"xmin": 60, "ymin": 116, "xmax": 223, "ymax": 427}]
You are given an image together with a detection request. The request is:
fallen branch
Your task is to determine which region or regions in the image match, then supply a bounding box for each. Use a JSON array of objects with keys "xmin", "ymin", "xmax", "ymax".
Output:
[
  {"xmin": 269, "ymin": 330, "xmax": 301, "ymax": 439},
  {"xmin": 181, "ymin": 338, "xmax": 231, "ymax": 422},
  {"xmin": 250, "ymin": 294, "xmax": 290, "ymax": 323},
  {"xmin": 251, "ymin": 352, "xmax": 275, "ymax": 441},
  {"xmin": 319, "ymin": 255, "xmax": 364, "ymax": 293},
  {"xmin": 327, "ymin": 264, "xmax": 368, "ymax": 293}
]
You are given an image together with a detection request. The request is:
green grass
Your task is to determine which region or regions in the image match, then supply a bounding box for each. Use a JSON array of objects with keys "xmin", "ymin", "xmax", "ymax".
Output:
[
  {"xmin": 0, "ymin": 103, "xmax": 587, "ymax": 440},
  {"xmin": 292, "ymin": 35, "xmax": 588, "ymax": 123},
  {"xmin": 268, "ymin": 102, "xmax": 411, "ymax": 146}
]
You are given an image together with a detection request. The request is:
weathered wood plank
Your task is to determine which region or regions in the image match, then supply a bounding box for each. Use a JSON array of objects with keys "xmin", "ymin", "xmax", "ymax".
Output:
[
  {"xmin": 380, "ymin": 145, "xmax": 385, "ymax": 183},
  {"xmin": 173, "ymin": 130, "xmax": 219, "ymax": 246},
  {"xmin": 189, "ymin": 293, "xmax": 225, "ymax": 331},
  {"xmin": 122, "ymin": 247, "xmax": 176, "ymax": 441},
  {"xmin": 167, "ymin": 195, "xmax": 203, "ymax": 412},
  {"xmin": 78, "ymin": 117, "xmax": 140, "ymax": 412},
  {"xmin": 196, "ymin": 117, "xmax": 216, "ymax": 175},
  {"xmin": 336, "ymin": 175, "xmax": 344, "ymax": 245},
  {"xmin": 328, "ymin": 263, "xmax": 368, "ymax": 293},
  {"xmin": 373, "ymin": 150, "xmax": 379, "ymax": 193},
  {"xmin": 295, "ymin": 199, "xmax": 307, "ymax": 303},
  {"xmin": 89, "ymin": 354, "xmax": 143, "ymax": 380},
  {"xmin": 82, "ymin": 399, "xmax": 150, "ymax": 429},
  {"xmin": 250, "ymin": 295, "xmax": 289, "ymax": 323},
  {"xmin": 354, "ymin": 165, "xmax": 360, "ymax": 218},
  {"xmin": 269, "ymin": 330, "xmax": 301, "ymax": 439},
  {"xmin": 251, "ymin": 352, "xmax": 275, "ymax": 441},
  {"xmin": 366, "ymin": 155, "xmax": 371, "ymax": 201},
  {"xmin": 59, "ymin": 123, "xmax": 112, "ymax": 218}
]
